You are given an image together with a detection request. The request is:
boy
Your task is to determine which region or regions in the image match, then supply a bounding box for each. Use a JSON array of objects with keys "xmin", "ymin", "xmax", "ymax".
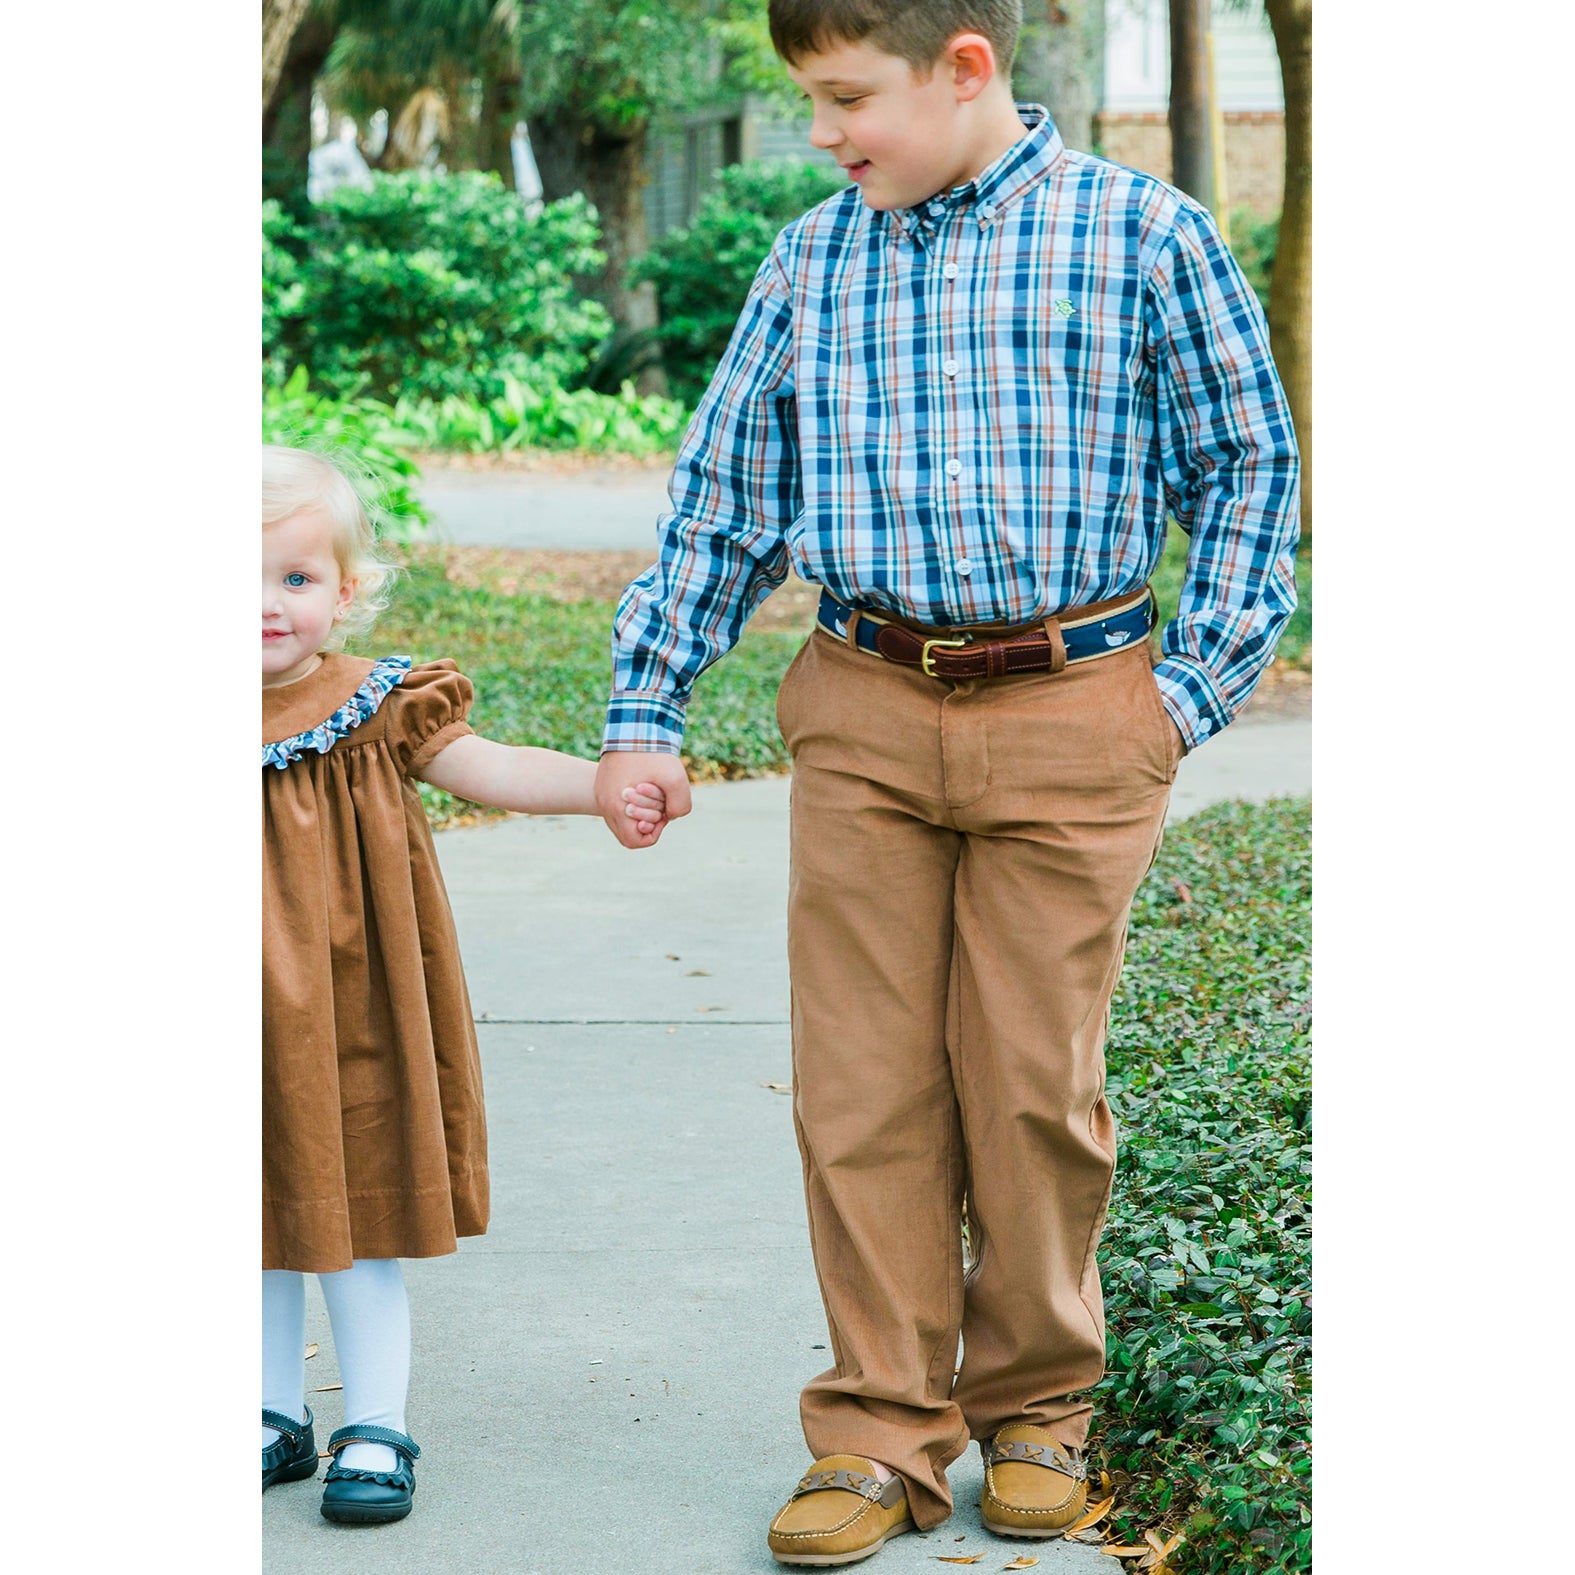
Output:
[{"xmin": 594, "ymin": 0, "xmax": 1299, "ymax": 1563}]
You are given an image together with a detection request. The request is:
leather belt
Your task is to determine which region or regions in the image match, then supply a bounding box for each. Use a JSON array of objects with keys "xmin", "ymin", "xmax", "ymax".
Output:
[{"xmin": 814, "ymin": 587, "xmax": 1156, "ymax": 681}]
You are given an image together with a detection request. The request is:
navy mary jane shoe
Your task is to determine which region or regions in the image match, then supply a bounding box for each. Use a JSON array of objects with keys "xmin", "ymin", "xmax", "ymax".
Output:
[
  {"xmin": 320, "ymin": 1425, "xmax": 421, "ymax": 1525},
  {"xmin": 262, "ymin": 1406, "xmax": 319, "ymax": 1491}
]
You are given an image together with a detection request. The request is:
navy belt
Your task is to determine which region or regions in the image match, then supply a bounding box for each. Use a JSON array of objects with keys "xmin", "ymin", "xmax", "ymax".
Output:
[{"xmin": 814, "ymin": 588, "xmax": 1156, "ymax": 681}]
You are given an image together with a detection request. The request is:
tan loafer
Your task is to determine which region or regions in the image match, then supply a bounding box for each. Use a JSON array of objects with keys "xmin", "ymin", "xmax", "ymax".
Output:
[
  {"xmin": 979, "ymin": 1424, "xmax": 1089, "ymax": 1538},
  {"xmin": 767, "ymin": 1455, "xmax": 914, "ymax": 1566}
]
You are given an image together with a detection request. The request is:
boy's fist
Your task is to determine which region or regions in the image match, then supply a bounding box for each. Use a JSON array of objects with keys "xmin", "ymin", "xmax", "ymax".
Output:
[{"xmin": 596, "ymin": 751, "xmax": 692, "ymax": 848}]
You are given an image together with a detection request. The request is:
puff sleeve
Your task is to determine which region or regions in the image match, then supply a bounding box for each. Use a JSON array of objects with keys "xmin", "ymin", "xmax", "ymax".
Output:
[{"xmin": 380, "ymin": 659, "xmax": 475, "ymax": 777}]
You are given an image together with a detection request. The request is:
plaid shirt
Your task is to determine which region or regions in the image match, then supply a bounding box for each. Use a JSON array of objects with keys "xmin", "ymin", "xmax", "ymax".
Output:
[{"xmin": 605, "ymin": 105, "xmax": 1299, "ymax": 754}]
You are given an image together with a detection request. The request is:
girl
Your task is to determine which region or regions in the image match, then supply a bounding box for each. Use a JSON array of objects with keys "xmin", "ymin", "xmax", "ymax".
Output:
[{"xmin": 261, "ymin": 444, "xmax": 666, "ymax": 1524}]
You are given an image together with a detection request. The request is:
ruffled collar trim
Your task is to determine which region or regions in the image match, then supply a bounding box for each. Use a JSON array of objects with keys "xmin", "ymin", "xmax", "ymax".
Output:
[{"xmin": 262, "ymin": 655, "xmax": 412, "ymax": 770}]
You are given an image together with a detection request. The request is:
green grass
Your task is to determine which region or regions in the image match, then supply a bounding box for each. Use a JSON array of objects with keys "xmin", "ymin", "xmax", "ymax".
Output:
[
  {"xmin": 351, "ymin": 554, "xmax": 805, "ymax": 824},
  {"xmin": 1097, "ymin": 797, "xmax": 1312, "ymax": 1572},
  {"xmin": 358, "ymin": 536, "xmax": 1309, "ymax": 826}
]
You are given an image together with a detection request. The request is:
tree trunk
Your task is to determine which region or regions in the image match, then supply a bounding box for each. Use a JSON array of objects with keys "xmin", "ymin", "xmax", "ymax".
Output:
[
  {"xmin": 1265, "ymin": 0, "xmax": 1311, "ymax": 539},
  {"xmin": 477, "ymin": 56, "xmax": 524, "ymax": 189},
  {"xmin": 532, "ymin": 115, "xmax": 668, "ymax": 395},
  {"xmin": 262, "ymin": 0, "xmax": 313, "ymax": 117},
  {"xmin": 1167, "ymin": 0, "xmax": 1214, "ymax": 209},
  {"xmin": 1038, "ymin": 3, "xmax": 1098, "ymax": 153},
  {"xmin": 263, "ymin": 12, "xmax": 335, "ymax": 211}
]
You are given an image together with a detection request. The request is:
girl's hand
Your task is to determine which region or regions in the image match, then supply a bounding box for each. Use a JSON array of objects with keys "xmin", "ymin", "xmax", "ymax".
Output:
[{"xmin": 620, "ymin": 782, "xmax": 668, "ymax": 842}]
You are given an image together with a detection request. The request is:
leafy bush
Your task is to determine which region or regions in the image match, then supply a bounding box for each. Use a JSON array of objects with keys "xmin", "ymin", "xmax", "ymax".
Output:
[
  {"xmin": 262, "ymin": 199, "xmax": 305, "ymax": 387},
  {"xmin": 261, "ymin": 367, "xmax": 430, "ymax": 539},
  {"xmin": 1097, "ymin": 797, "xmax": 1311, "ymax": 1572},
  {"xmin": 390, "ymin": 374, "xmax": 686, "ymax": 457},
  {"xmin": 1231, "ymin": 209, "xmax": 1279, "ymax": 312},
  {"xmin": 265, "ymin": 172, "xmax": 613, "ymax": 403},
  {"xmin": 632, "ymin": 159, "xmax": 849, "ymax": 402}
]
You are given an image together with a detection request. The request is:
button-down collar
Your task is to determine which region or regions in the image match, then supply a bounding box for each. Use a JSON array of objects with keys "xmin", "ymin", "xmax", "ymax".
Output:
[{"xmin": 882, "ymin": 103, "xmax": 1064, "ymax": 246}]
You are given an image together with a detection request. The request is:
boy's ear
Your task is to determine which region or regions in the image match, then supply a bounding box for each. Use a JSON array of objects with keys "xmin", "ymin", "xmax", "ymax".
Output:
[{"xmin": 946, "ymin": 32, "xmax": 999, "ymax": 102}]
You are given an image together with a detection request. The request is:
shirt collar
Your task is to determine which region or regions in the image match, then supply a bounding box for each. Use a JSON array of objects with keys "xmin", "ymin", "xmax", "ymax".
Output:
[{"xmin": 882, "ymin": 104, "xmax": 1064, "ymax": 246}]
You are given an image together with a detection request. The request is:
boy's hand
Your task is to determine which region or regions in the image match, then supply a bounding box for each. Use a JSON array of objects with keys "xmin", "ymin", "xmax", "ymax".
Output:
[{"xmin": 596, "ymin": 752, "xmax": 691, "ymax": 849}]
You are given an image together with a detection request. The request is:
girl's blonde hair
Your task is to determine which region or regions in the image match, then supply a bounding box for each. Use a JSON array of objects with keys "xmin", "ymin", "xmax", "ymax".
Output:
[{"xmin": 262, "ymin": 444, "xmax": 400, "ymax": 646}]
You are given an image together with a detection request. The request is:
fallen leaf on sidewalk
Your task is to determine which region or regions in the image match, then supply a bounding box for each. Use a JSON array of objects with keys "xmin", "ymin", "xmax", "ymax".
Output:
[
  {"xmin": 665, "ymin": 953, "xmax": 680, "ymax": 960},
  {"xmin": 761, "ymin": 1082, "xmax": 792, "ymax": 1093},
  {"xmin": 309, "ymin": 1383, "xmax": 342, "ymax": 1393},
  {"xmin": 1066, "ymin": 1495, "xmax": 1115, "ymax": 1533},
  {"xmin": 933, "ymin": 1558, "xmax": 984, "ymax": 1566},
  {"xmin": 685, "ymin": 969, "xmax": 712, "ymax": 976},
  {"xmin": 303, "ymin": 1343, "xmax": 319, "ymax": 1360},
  {"xmin": 1101, "ymin": 1548, "xmax": 1148, "ymax": 1559},
  {"xmin": 696, "ymin": 1005, "xmax": 729, "ymax": 1013},
  {"xmin": 1002, "ymin": 1559, "xmax": 1039, "ymax": 1570}
]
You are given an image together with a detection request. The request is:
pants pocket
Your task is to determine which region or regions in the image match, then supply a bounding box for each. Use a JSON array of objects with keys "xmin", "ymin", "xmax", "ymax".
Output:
[
  {"xmin": 775, "ymin": 636, "xmax": 813, "ymax": 750},
  {"xmin": 1139, "ymin": 662, "xmax": 1184, "ymax": 783}
]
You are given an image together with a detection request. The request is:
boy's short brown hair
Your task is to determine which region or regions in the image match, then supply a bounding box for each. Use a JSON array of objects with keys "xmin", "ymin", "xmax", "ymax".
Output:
[{"xmin": 769, "ymin": 0, "xmax": 1022, "ymax": 75}]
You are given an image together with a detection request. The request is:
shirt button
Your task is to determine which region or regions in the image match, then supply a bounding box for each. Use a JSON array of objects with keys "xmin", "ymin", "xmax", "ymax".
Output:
[
  {"xmin": 945, "ymin": 458, "xmax": 963, "ymax": 477},
  {"xmin": 942, "ymin": 262, "xmax": 959, "ymax": 280},
  {"xmin": 956, "ymin": 559, "xmax": 973, "ymax": 576},
  {"xmin": 942, "ymin": 358, "xmax": 960, "ymax": 377}
]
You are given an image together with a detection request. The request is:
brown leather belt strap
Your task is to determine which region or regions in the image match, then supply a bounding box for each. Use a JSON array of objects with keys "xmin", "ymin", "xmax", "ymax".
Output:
[{"xmin": 864, "ymin": 587, "xmax": 1150, "ymax": 682}]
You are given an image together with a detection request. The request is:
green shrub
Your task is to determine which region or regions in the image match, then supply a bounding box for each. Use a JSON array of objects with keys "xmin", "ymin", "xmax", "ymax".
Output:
[
  {"xmin": 632, "ymin": 159, "xmax": 849, "ymax": 402},
  {"xmin": 262, "ymin": 199, "xmax": 306, "ymax": 387},
  {"xmin": 261, "ymin": 367, "xmax": 430, "ymax": 539},
  {"xmin": 1231, "ymin": 209, "xmax": 1279, "ymax": 312},
  {"xmin": 390, "ymin": 374, "xmax": 687, "ymax": 457},
  {"xmin": 265, "ymin": 172, "xmax": 613, "ymax": 403}
]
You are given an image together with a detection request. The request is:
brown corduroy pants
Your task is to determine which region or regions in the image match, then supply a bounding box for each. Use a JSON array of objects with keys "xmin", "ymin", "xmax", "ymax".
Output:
[{"xmin": 777, "ymin": 617, "xmax": 1182, "ymax": 1530}]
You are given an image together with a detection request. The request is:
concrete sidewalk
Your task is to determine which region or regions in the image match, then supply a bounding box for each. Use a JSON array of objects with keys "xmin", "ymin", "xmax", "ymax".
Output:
[
  {"xmin": 421, "ymin": 462, "xmax": 671, "ymax": 551},
  {"xmin": 263, "ymin": 736, "xmax": 1311, "ymax": 1573}
]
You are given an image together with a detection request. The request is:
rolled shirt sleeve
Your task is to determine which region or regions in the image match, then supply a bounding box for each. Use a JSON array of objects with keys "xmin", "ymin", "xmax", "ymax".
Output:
[
  {"xmin": 1145, "ymin": 200, "xmax": 1301, "ymax": 750},
  {"xmin": 602, "ymin": 249, "xmax": 800, "ymax": 755}
]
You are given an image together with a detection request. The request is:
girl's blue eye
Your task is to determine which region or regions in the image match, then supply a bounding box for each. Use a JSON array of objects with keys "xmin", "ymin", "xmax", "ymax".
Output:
[{"xmin": 285, "ymin": 572, "xmax": 308, "ymax": 588}]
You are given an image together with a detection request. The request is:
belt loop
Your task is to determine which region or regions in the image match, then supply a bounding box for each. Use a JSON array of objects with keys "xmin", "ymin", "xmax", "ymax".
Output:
[
  {"xmin": 1040, "ymin": 617, "xmax": 1067, "ymax": 674},
  {"xmin": 844, "ymin": 609, "xmax": 862, "ymax": 650}
]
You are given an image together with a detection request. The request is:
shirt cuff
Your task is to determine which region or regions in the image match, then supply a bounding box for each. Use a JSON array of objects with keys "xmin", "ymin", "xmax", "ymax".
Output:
[
  {"xmin": 1152, "ymin": 655, "xmax": 1232, "ymax": 752},
  {"xmin": 601, "ymin": 691, "xmax": 688, "ymax": 756}
]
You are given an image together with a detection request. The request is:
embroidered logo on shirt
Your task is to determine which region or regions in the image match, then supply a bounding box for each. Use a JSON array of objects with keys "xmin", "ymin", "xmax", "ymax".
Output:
[{"xmin": 1053, "ymin": 299, "xmax": 1076, "ymax": 317}]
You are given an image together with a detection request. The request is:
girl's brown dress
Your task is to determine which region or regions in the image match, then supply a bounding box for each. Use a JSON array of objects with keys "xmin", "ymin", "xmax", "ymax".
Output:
[{"xmin": 263, "ymin": 654, "xmax": 489, "ymax": 1273}]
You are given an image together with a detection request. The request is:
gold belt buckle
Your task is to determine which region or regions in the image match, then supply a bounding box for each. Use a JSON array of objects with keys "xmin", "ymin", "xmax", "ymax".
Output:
[{"xmin": 919, "ymin": 636, "xmax": 970, "ymax": 678}]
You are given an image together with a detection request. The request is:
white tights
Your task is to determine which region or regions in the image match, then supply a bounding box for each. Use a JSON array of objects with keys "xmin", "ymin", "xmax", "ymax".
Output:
[{"xmin": 262, "ymin": 1259, "xmax": 410, "ymax": 1473}]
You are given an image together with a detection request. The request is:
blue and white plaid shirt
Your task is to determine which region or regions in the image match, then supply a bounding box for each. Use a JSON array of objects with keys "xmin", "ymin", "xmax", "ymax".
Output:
[{"xmin": 605, "ymin": 105, "xmax": 1299, "ymax": 753}]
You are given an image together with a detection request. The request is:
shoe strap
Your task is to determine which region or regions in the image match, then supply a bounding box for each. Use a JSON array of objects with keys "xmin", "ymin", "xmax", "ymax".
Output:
[
  {"xmin": 982, "ymin": 1438, "xmax": 1087, "ymax": 1480},
  {"xmin": 262, "ymin": 1405, "xmax": 312, "ymax": 1442},
  {"xmin": 792, "ymin": 1467, "xmax": 904, "ymax": 1509},
  {"xmin": 325, "ymin": 1423, "xmax": 420, "ymax": 1462}
]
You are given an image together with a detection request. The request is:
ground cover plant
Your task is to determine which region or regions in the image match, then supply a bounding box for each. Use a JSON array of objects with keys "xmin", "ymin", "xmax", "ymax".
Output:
[
  {"xmin": 264, "ymin": 369, "xmax": 687, "ymax": 469},
  {"xmin": 1096, "ymin": 796, "xmax": 1311, "ymax": 1572}
]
